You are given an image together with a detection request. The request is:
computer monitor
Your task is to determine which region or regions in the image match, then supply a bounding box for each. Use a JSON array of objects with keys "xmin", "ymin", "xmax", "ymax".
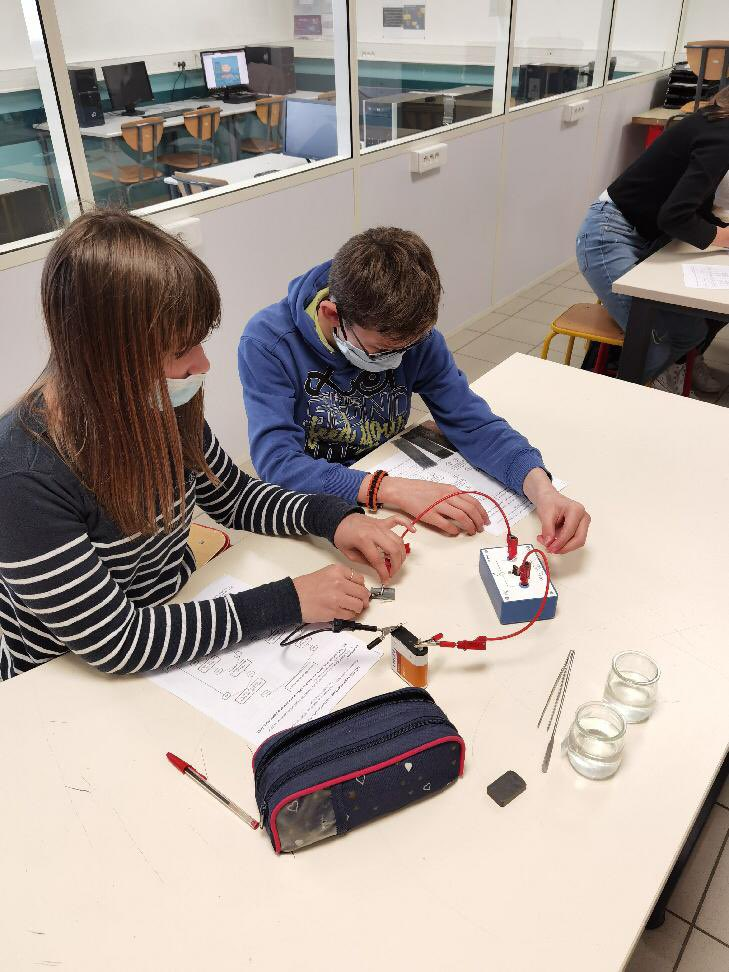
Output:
[
  {"xmin": 101, "ymin": 61, "xmax": 153, "ymax": 115},
  {"xmin": 200, "ymin": 48, "xmax": 249, "ymax": 95},
  {"xmin": 283, "ymin": 98, "xmax": 338, "ymax": 161}
]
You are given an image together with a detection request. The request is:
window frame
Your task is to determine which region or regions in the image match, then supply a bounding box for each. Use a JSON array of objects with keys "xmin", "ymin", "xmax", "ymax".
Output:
[
  {"xmin": 606, "ymin": 0, "xmax": 687, "ymax": 87},
  {"xmin": 0, "ymin": 0, "xmax": 693, "ymax": 268}
]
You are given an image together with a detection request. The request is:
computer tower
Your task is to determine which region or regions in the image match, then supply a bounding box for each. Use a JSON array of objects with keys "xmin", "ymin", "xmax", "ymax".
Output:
[
  {"xmin": 0, "ymin": 179, "xmax": 56, "ymax": 246},
  {"xmin": 68, "ymin": 67, "xmax": 105, "ymax": 127},
  {"xmin": 516, "ymin": 64, "xmax": 580, "ymax": 104},
  {"xmin": 245, "ymin": 46, "xmax": 296, "ymax": 96}
]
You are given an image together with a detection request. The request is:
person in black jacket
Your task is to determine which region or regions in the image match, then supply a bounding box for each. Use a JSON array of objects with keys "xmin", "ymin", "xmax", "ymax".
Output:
[{"xmin": 576, "ymin": 86, "xmax": 729, "ymax": 394}]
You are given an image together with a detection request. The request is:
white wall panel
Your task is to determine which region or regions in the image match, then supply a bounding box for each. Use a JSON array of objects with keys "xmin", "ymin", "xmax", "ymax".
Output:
[
  {"xmin": 493, "ymin": 99, "xmax": 600, "ymax": 302},
  {"xmin": 187, "ymin": 169, "xmax": 355, "ymax": 458},
  {"xmin": 358, "ymin": 125, "xmax": 503, "ymax": 333},
  {"xmin": 0, "ymin": 259, "xmax": 47, "ymax": 412},
  {"xmin": 591, "ymin": 75, "xmax": 666, "ymax": 198},
  {"xmin": 1, "ymin": 0, "xmax": 293, "ymax": 79}
]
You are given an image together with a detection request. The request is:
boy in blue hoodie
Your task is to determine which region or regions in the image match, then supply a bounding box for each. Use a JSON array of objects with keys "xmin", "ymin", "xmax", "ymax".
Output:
[{"xmin": 239, "ymin": 228, "xmax": 590, "ymax": 553}]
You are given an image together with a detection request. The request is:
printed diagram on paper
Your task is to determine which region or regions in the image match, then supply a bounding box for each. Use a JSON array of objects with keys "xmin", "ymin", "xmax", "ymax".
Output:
[
  {"xmin": 151, "ymin": 576, "xmax": 382, "ymax": 746},
  {"xmin": 682, "ymin": 263, "xmax": 729, "ymax": 289},
  {"xmin": 374, "ymin": 448, "xmax": 566, "ymax": 535}
]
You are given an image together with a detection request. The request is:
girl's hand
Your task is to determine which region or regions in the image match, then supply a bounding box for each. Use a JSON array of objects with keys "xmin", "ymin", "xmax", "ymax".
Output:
[
  {"xmin": 292, "ymin": 564, "xmax": 370, "ymax": 622},
  {"xmin": 333, "ymin": 513, "xmax": 413, "ymax": 583}
]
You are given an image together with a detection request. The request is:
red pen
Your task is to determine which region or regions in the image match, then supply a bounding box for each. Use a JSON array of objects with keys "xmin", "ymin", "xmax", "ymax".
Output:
[{"xmin": 166, "ymin": 752, "xmax": 259, "ymax": 830}]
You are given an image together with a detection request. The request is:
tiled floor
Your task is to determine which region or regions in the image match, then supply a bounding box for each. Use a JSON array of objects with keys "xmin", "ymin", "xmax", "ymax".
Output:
[
  {"xmin": 203, "ymin": 263, "xmax": 729, "ymax": 971},
  {"xmin": 428, "ymin": 264, "xmax": 729, "ymax": 410}
]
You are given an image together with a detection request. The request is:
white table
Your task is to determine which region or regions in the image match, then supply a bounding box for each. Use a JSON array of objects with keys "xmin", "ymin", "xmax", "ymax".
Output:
[
  {"xmin": 2, "ymin": 354, "xmax": 728, "ymax": 971},
  {"xmin": 35, "ymin": 91, "xmax": 318, "ymax": 140},
  {"xmin": 613, "ymin": 240, "xmax": 729, "ymax": 381},
  {"xmin": 164, "ymin": 152, "xmax": 309, "ymax": 193}
]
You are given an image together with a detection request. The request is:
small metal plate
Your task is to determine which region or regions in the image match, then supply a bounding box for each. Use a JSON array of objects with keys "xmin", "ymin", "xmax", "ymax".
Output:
[{"xmin": 370, "ymin": 586, "xmax": 395, "ymax": 601}]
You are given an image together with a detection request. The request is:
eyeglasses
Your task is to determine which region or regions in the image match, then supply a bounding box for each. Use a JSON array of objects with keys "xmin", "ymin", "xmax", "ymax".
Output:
[{"xmin": 339, "ymin": 317, "xmax": 430, "ymax": 361}]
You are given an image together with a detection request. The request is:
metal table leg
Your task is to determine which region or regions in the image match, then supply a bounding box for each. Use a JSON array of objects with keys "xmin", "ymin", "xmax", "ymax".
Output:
[{"xmin": 617, "ymin": 296, "xmax": 654, "ymax": 383}]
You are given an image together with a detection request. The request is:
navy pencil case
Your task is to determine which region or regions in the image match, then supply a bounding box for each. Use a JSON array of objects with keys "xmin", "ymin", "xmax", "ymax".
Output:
[{"xmin": 253, "ymin": 687, "xmax": 465, "ymax": 853}]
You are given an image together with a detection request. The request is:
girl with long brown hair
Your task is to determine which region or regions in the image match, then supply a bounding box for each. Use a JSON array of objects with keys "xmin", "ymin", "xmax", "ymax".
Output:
[
  {"xmin": 0, "ymin": 210, "xmax": 409, "ymax": 681},
  {"xmin": 576, "ymin": 84, "xmax": 729, "ymax": 394}
]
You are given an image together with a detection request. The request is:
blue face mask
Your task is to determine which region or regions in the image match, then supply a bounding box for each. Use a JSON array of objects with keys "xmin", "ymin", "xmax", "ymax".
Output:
[
  {"xmin": 331, "ymin": 328, "xmax": 404, "ymax": 373},
  {"xmin": 166, "ymin": 374, "xmax": 205, "ymax": 408}
]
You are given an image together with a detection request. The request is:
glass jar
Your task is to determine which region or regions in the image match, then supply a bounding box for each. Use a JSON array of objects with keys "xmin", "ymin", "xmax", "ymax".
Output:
[
  {"xmin": 565, "ymin": 702, "xmax": 626, "ymax": 780},
  {"xmin": 604, "ymin": 651, "xmax": 660, "ymax": 723}
]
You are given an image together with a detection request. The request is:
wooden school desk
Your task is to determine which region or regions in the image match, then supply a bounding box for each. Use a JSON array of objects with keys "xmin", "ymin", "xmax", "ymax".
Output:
[
  {"xmin": 631, "ymin": 106, "xmax": 678, "ymax": 147},
  {"xmin": 2, "ymin": 354, "xmax": 728, "ymax": 972},
  {"xmin": 613, "ymin": 239, "xmax": 729, "ymax": 382},
  {"xmin": 164, "ymin": 151, "xmax": 308, "ymax": 196},
  {"xmin": 34, "ymin": 93, "xmax": 318, "ymax": 141}
]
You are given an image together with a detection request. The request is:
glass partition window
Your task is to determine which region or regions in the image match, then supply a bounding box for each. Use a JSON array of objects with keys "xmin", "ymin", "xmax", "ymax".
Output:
[
  {"xmin": 510, "ymin": 0, "xmax": 613, "ymax": 108},
  {"xmin": 0, "ymin": 2, "xmax": 78, "ymax": 252},
  {"xmin": 609, "ymin": 0, "xmax": 684, "ymax": 80},
  {"xmin": 50, "ymin": 0, "xmax": 351, "ymax": 210},
  {"xmin": 678, "ymin": 0, "xmax": 729, "ymax": 60},
  {"xmin": 357, "ymin": 0, "xmax": 511, "ymax": 151}
]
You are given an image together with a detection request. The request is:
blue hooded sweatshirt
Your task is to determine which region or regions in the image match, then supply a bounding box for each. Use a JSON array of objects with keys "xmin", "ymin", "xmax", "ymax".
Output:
[{"xmin": 239, "ymin": 260, "xmax": 546, "ymax": 504}]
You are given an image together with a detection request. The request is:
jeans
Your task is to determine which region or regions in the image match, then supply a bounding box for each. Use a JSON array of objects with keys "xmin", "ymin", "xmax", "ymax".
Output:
[{"xmin": 576, "ymin": 198, "xmax": 708, "ymax": 379}]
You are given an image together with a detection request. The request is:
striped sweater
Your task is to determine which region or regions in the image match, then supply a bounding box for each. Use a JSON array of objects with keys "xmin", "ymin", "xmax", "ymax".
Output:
[{"xmin": 0, "ymin": 411, "xmax": 357, "ymax": 681}]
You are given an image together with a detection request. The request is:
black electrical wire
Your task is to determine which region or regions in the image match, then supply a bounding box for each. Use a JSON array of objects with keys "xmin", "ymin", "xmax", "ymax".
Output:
[{"xmin": 280, "ymin": 620, "xmax": 382, "ymax": 647}]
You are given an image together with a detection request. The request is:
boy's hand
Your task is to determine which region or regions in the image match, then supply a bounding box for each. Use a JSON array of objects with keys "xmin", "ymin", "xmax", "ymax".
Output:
[
  {"xmin": 333, "ymin": 513, "xmax": 412, "ymax": 583},
  {"xmin": 379, "ymin": 477, "xmax": 489, "ymax": 536},
  {"xmin": 523, "ymin": 468, "xmax": 590, "ymax": 554}
]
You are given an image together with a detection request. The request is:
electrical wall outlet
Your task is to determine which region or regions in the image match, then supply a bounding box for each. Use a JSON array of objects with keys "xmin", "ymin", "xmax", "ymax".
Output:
[
  {"xmin": 410, "ymin": 142, "xmax": 448, "ymax": 174},
  {"xmin": 562, "ymin": 100, "xmax": 589, "ymax": 124}
]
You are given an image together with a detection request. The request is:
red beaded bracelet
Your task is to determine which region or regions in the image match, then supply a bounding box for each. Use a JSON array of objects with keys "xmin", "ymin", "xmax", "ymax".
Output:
[{"xmin": 367, "ymin": 469, "xmax": 388, "ymax": 512}]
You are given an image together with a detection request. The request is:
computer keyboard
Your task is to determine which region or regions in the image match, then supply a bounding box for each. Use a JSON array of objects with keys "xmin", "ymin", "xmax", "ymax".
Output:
[
  {"xmin": 225, "ymin": 91, "xmax": 257, "ymax": 104},
  {"xmin": 141, "ymin": 103, "xmax": 197, "ymax": 119}
]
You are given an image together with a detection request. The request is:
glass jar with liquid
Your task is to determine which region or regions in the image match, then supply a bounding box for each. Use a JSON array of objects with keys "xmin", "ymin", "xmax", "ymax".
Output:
[
  {"xmin": 604, "ymin": 651, "xmax": 660, "ymax": 723},
  {"xmin": 565, "ymin": 701, "xmax": 626, "ymax": 780}
]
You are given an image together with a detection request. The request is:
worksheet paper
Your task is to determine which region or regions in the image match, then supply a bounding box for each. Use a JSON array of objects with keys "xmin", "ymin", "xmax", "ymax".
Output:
[
  {"xmin": 373, "ymin": 450, "xmax": 566, "ymax": 534},
  {"xmin": 682, "ymin": 263, "xmax": 729, "ymax": 289},
  {"xmin": 150, "ymin": 576, "xmax": 382, "ymax": 747}
]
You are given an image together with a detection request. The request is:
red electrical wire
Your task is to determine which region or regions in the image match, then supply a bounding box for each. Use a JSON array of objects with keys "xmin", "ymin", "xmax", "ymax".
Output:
[
  {"xmin": 398, "ymin": 490, "xmax": 552, "ymax": 651},
  {"xmin": 400, "ymin": 489, "xmax": 512, "ymax": 537}
]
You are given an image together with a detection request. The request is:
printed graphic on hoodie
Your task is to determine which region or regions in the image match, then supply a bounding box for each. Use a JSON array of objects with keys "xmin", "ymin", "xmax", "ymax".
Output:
[{"xmin": 303, "ymin": 366, "xmax": 410, "ymax": 462}]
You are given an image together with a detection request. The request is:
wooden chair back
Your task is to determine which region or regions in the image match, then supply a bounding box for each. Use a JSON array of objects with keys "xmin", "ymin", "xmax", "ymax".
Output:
[
  {"xmin": 120, "ymin": 117, "xmax": 164, "ymax": 159},
  {"xmin": 251, "ymin": 97, "xmax": 284, "ymax": 149},
  {"xmin": 255, "ymin": 97, "xmax": 284, "ymax": 128},
  {"xmin": 182, "ymin": 106, "xmax": 221, "ymax": 141},
  {"xmin": 686, "ymin": 40, "xmax": 729, "ymax": 82}
]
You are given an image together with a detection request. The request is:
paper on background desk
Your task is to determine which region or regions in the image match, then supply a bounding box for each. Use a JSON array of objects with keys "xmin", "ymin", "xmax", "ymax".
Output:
[
  {"xmin": 150, "ymin": 575, "xmax": 382, "ymax": 747},
  {"xmin": 682, "ymin": 263, "xmax": 729, "ymax": 289},
  {"xmin": 373, "ymin": 449, "xmax": 566, "ymax": 534}
]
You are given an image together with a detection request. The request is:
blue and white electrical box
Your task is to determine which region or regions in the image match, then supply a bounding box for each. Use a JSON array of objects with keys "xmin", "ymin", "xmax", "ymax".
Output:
[{"xmin": 479, "ymin": 543, "xmax": 558, "ymax": 625}]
